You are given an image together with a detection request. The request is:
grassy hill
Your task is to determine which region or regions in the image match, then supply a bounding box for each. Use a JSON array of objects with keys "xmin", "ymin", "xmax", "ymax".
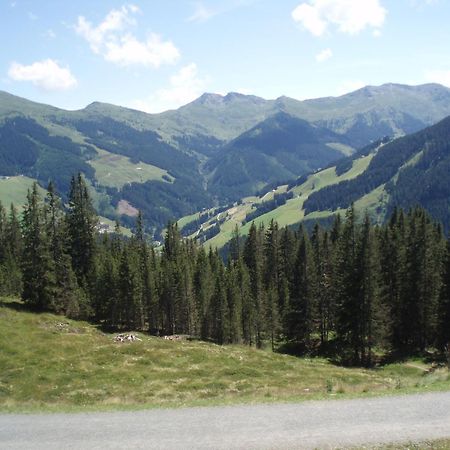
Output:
[
  {"xmin": 187, "ymin": 151, "xmax": 375, "ymax": 249},
  {"xmin": 187, "ymin": 115, "xmax": 450, "ymax": 249},
  {"xmin": 0, "ymin": 176, "xmax": 46, "ymax": 210},
  {"xmin": 1, "ymin": 297, "xmax": 449, "ymax": 412}
]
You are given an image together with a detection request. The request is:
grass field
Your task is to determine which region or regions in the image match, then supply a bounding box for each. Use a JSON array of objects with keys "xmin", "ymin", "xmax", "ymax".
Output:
[
  {"xmin": 1, "ymin": 297, "xmax": 449, "ymax": 413},
  {"xmin": 89, "ymin": 149, "xmax": 174, "ymax": 189},
  {"xmin": 0, "ymin": 176, "xmax": 46, "ymax": 210},
  {"xmin": 205, "ymin": 154, "xmax": 374, "ymax": 249}
]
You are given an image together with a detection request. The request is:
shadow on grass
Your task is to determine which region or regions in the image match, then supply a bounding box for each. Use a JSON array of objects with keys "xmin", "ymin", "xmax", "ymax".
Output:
[{"xmin": 0, "ymin": 298, "xmax": 31, "ymax": 313}]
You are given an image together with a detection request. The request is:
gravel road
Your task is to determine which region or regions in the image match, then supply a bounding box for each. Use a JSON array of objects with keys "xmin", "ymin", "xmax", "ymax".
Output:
[{"xmin": 1, "ymin": 391, "xmax": 450, "ymax": 449}]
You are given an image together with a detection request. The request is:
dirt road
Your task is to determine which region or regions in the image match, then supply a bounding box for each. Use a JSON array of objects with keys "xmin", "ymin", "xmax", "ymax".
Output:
[{"xmin": 1, "ymin": 391, "xmax": 450, "ymax": 449}]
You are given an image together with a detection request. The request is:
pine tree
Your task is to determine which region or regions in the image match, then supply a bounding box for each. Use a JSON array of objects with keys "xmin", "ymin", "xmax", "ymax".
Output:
[
  {"xmin": 288, "ymin": 225, "xmax": 317, "ymax": 351},
  {"xmin": 311, "ymin": 224, "xmax": 333, "ymax": 347},
  {"xmin": 0, "ymin": 204, "xmax": 23, "ymax": 295},
  {"xmin": 243, "ymin": 222, "xmax": 265, "ymax": 347},
  {"xmin": 193, "ymin": 247, "xmax": 213, "ymax": 339},
  {"xmin": 357, "ymin": 214, "xmax": 385, "ymax": 366},
  {"xmin": 135, "ymin": 211, "xmax": 158, "ymax": 333},
  {"xmin": 229, "ymin": 224, "xmax": 241, "ymax": 263},
  {"xmin": 264, "ymin": 220, "xmax": 282, "ymax": 350},
  {"xmin": 46, "ymin": 182, "xmax": 84, "ymax": 318},
  {"xmin": 209, "ymin": 249, "xmax": 229, "ymax": 344},
  {"xmin": 438, "ymin": 239, "xmax": 450, "ymax": 349},
  {"xmin": 21, "ymin": 183, "xmax": 55, "ymax": 310},
  {"xmin": 67, "ymin": 174, "xmax": 97, "ymax": 289},
  {"xmin": 334, "ymin": 205, "xmax": 361, "ymax": 363},
  {"xmin": 117, "ymin": 245, "xmax": 144, "ymax": 330}
]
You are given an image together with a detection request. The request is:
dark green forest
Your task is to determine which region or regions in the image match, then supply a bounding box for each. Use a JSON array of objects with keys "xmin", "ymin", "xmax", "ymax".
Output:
[{"xmin": 1, "ymin": 175, "xmax": 449, "ymax": 366}]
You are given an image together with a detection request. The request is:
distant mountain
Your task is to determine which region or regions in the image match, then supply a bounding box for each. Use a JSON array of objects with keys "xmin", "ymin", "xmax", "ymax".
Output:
[
  {"xmin": 207, "ymin": 112, "xmax": 351, "ymax": 200},
  {"xmin": 304, "ymin": 115, "xmax": 450, "ymax": 230},
  {"xmin": 184, "ymin": 115, "xmax": 450, "ymax": 249},
  {"xmin": 159, "ymin": 83, "xmax": 450, "ymax": 147},
  {"xmin": 1, "ymin": 83, "xmax": 450, "ymax": 237}
]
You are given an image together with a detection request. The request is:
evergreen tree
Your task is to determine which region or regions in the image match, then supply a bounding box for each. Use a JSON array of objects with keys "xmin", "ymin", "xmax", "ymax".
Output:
[
  {"xmin": 135, "ymin": 211, "xmax": 158, "ymax": 333},
  {"xmin": 334, "ymin": 205, "xmax": 361, "ymax": 363},
  {"xmin": 243, "ymin": 222, "xmax": 264, "ymax": 346},
  {"xmin": 21, "ymin": 183, "xmax": 55, "ymax": 310},
  {"xmin": 0, "ymin": 204, "xmax": 23, "ymax": 295},
  {"xmin": 117, "ymin": 245, "xmax": 144, "ymax": 330},
  {"xmin": 357, "ymin": 214, "xmax": 385, "ymax": 365},
  {"xmin": 287, "ymin": 225, "xmax": 316, "ymax": 351},
  {"xmin": 438, "ymin": 240, "xmax": 450, "ymax": 349},
  {"xmin": 193, "ymin": 247, "xmax": 213, "ymax": 339},
  {"xmin": 264, "ymin": 220, "xmax": 282, "ymax": 350},
  {"xmin": 67, "ymin": 174, "xmax": 97, "ymax": 290},
  {"xmin": 46, "ymin": 182, "xmax": 83, "ymax": 318},
  {"xmin": 209, "ymin": 249, "xmax": 229, "ymax": 344},
  {"xmin": 311, "ymin": 224, "xmax": 333, "ymax": 346}
]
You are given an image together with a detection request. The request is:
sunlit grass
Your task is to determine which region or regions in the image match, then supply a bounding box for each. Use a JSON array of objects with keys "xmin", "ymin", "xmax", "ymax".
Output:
[
  {"xmin": 89, "ymin": 148, "xmax": 173, "ymax": 189},
  {"xmin": 0, "ymin": 176, "xmax": 46, "ymax": 210},
  {"xmin": 1, "ymin": 297, "xmax": 449, "ymax": 413}
]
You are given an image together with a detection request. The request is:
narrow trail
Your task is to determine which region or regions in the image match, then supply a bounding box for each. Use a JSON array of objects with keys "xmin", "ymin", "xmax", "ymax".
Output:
[{"xmin": 1, "ymin": 391, "xmax": 450, "ymax": 449}]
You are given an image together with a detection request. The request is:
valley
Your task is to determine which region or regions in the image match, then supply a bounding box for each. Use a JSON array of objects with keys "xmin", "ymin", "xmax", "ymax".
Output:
[{"xmin": 2, "ymin": 83, "xmax": 450, "ymax": 238}]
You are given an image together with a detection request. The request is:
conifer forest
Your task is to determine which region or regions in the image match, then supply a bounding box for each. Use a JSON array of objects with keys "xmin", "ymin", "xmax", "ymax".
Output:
[{"xmin": 1, "ymin": 174, "xmax": 449, "ymax": 367}]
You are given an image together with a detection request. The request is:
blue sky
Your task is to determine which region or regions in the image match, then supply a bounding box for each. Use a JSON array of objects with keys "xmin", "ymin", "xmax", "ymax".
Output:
[{"xmin": 1, "ymin": 0, "xmax": 450, "ymax": 112}]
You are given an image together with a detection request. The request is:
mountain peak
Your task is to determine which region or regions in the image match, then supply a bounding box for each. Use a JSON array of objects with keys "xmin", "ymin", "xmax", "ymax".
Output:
[
  {"xmin": 193, "ymin": 93, "xmax": 224, "ymax": 105},
  {"xmin": 191, "ymin": 92, "xmax": 266, "ymax": 107}
]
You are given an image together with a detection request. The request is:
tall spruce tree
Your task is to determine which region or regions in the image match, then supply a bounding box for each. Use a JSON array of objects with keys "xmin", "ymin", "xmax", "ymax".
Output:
[
  {"xmin": 67, "ymin": 174, "xmax": 97, "ymax": 291},
  {"xmin": 243, "ymin": 222, "xmax": 264, "ymax": 347},
  {"xmin": 46, "ymin": 182, "xmax": 83, "ymax": 318},
  {"xmin": 21, "ymin": 183, "xmax": 55, "ymax": 310}
]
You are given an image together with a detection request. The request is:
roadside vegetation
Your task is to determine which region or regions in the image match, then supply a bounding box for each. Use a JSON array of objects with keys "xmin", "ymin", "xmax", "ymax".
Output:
[{"xmin": 1, "ymin": 297, "xmax": 449, "ymax": 412}]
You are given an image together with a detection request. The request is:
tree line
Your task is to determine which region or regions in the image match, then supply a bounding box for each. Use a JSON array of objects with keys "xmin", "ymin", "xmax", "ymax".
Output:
[{"xmin": 1, "ymin": 174, "xmax": 449, "ymax": 365}]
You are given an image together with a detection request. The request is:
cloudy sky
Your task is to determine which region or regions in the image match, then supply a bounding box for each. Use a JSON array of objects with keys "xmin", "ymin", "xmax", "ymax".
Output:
[{"xmin": 1, "ymin": 0, "xmax": 450, "ymax": 112}]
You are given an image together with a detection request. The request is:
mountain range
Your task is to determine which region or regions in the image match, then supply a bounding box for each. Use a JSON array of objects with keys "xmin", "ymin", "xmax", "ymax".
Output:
[{"xmin": 1, "ymin": 82, "xmax": 450, "ymax": 237}]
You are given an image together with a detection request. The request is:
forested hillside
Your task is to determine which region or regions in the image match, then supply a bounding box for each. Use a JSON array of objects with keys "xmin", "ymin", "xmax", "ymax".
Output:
[
  {"xmin": 1, "ymin": 176, "xmax": 449, "ymax": 366},
  {"xmin": 304, "ymin": 116, "xmax": 450, "ymax": 230},
  {"xmin": 206, "ymin": 112, "xmax": 349, "ymax": 200}
]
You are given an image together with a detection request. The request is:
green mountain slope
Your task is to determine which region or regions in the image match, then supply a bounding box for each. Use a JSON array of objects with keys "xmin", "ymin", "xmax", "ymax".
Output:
[
  {"xmin": 207, "ymin": 112, "xmax": 352, "ymax": 200},
  {"xmin": 193, "ymin": 116, "xmax": 450, "ymax": 249},
  {"xmin": 1, "ymin": 83, "xmax": 450, "ymax": 237}
]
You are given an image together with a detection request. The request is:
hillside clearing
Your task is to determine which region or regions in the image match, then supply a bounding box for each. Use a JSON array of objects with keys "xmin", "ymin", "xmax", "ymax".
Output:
[
  {"xmin": 0, "ymin": 176, "xmax": 46, "ymax": 210},
  {"xmin": 1, "ymin": 298, "xmax": 449, "ymax": 413},
  {"xmin": 204, "ymin": 153, "xmax": 374, "ymax": 249},
  {"xmin": 88, "ymin": 148, "xmax": 173, "ymax": 189}
]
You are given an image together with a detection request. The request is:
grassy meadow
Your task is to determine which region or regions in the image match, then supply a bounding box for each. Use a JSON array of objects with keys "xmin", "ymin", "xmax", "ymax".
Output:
[
  {"xmin": 89, "ymin": 148, "xmax": 173, "ymax": 189},
  {"xmin": 0, "ymin": 176, "xmax": 46, "ymax": 210},
  {"xmin": 204, "ymin": 153, "xmax": 375, "ymax": 249},
  {"xmin": 1, "ymin": 297, "xmax": 449, "ymax": 413}
]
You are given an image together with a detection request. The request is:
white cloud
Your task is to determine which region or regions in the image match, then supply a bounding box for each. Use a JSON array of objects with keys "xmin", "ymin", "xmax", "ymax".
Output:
[
  {"xmin": 424, "ymin": 69, "xmax": 450, "ymax": 87},
  {"xmin": 187, "ymin": 3, "xmax": 217, "ymax": 23},
  {"xmin": 316, "ymin": 48, "xmax": 332, "ymax": 62},
  {"xmin": 104, "ymin": 33, "xmax": 179, "ymax": 67},
  {"xmin": 187, "ymin": 0, "xmax": 262, "ymax": 23},
  {"xmin": 8, "ymin": 59, "xmax": 77, "ymax": 91},
  {"xmin": 75, "ymin": 4, "xmax": 179, "ymax": 68},
  {"xmin": 292, "ymin": 0, "xmax": 387, "ymax": 36},
  {"xmin": 45, "ymin": 29, "xmax": 56, "ymax": 39},
  {"xmin": 336, "ymin": 79, "xmax": 365, "ymax": 95},
  {"xmin": 131, "ymin": 63, "xmax": 208, "ymax": 113}
]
